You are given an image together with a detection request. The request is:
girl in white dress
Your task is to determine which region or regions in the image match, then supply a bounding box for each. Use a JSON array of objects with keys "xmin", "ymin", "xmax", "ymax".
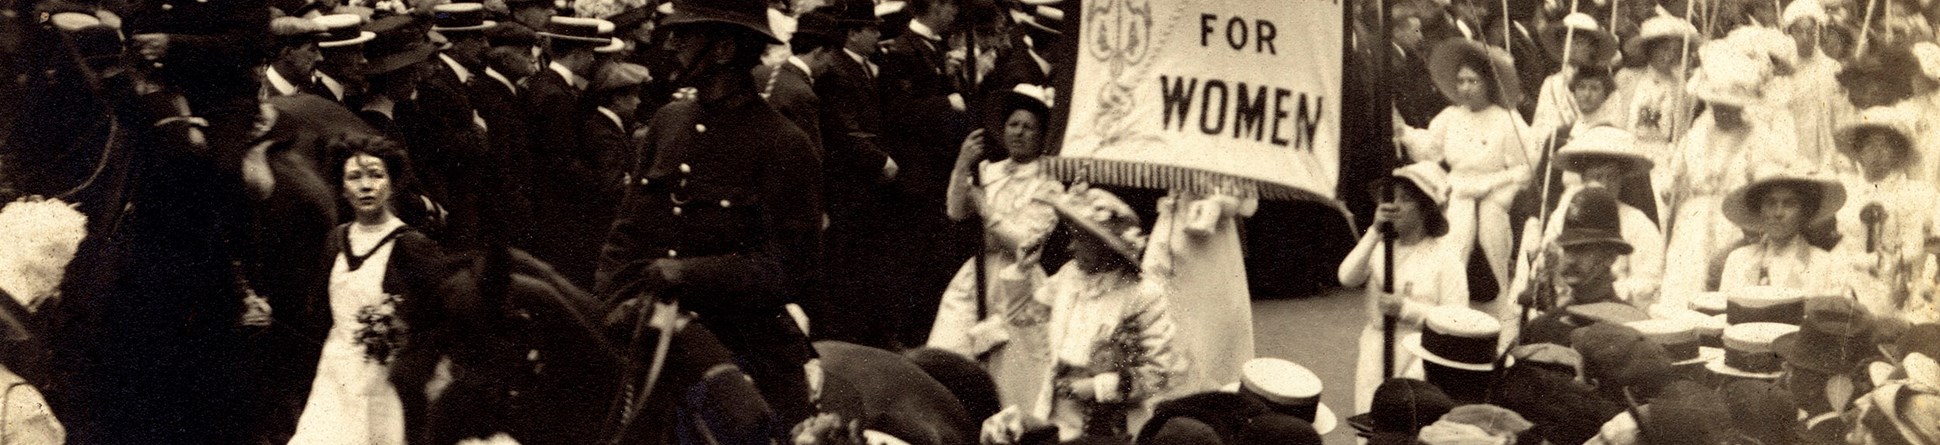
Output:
[
  {"xmin": 291, "ymin": 135, "xmax": 442, "ymax": 445},
  {"xmin": 1338, "ymin": 162, "xmax": 1471, "ymax": 413}
]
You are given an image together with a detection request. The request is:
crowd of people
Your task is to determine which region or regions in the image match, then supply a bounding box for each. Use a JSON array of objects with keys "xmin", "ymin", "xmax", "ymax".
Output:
[
  {"xmin": 0, "ymin": 0, "xmax": 1937, "ymax": 441},
  {"xmin": 1339, "ymin": 0, "xmax": 1940, "ymax": 441}
]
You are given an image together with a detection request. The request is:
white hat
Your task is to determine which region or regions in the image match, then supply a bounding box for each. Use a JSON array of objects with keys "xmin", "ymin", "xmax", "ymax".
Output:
[
  {"xmin": 1626, "ymin": 319, "xmax": 1725, "ymax": 366},
  {"xmin": 1781, "ymin": 0, "xmax": 1830, "ymax": 27},
  {"xmin": 1404, "ymin": 306, "xmax": 1508, "ymax": 372},
  {"xmin": 1708, "ymin": 322, "xmax": 1798, "ymax": 379},
  {"xmin": 1234, "ymin": 358, "xmax": 1340, "ymax": 435}
]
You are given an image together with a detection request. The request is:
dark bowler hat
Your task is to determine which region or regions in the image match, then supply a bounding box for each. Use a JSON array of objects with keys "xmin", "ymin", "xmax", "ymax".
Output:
[
  {"xmin": 1555, "ymin": 187, "xmax": 1632, "ymax": 255},
  {"xmin": 432, "ymin": 2, "xmax": 498, "ymax": 32},
  {"xmin": 1571, "ymin": 322, "xmax": 1674, "ymax": 389},
  {"xmin": 487, "ymin": 22, "xmax": 539, "ymax": 47},
  {"xmin": 364, "ymin": 15, "xmax": 437, "ymax": 74},
  {"xmin": 1347, "ymin": 378, "xmax": 1456, "ymax": 437},
  {"xmin": 660, "ymin": 0, "xmax": 781, "ymax": 43},
  {"xmin": 1773, "ymin": 296, "xmax": 1881, "ymax": 374}
]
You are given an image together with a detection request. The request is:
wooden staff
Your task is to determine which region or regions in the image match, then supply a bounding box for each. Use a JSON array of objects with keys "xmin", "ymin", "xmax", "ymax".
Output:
[
  {"xmin": 1856, "ymin": 0, "xmax": 1879, "ymax": 57},
  {"xmin": 967, "ymin": 26, "xmax": 989, "ymax": 323},
  {"xmin": 1382, "ymin": 182, "xmax": 1399, "ymax": 379}
]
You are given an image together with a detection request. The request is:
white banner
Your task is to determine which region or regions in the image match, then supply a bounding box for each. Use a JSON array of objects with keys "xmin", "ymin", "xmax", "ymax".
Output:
[{"xmin": 1060, "ymin": 0, "xmax": 1342, "ymax": 199}]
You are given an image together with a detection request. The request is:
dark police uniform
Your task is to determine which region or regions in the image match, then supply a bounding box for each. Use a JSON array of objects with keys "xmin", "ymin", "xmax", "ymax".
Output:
[{"xmin": 596, "ymin": 90, "xmax": 822, "ymax": 426}]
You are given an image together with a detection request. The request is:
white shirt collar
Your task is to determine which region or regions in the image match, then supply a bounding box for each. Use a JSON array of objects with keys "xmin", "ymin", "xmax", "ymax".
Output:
[
  {"xmin": 909, "ymin": 21, "xmax": 943, "ymax": 42},
  {"xmin": 549, "ymin": 61, "xmax": 587, "ymax": 90},
  {"xmin": 1028, "ymin": 48, "xmax": 1050, "ymax": 76},
  {"xmin": 596, "ymin": 106, "xmax": 623, "ymax": 130},
  {"xmin": 438, "ymin": 53, "xmax": 473, "ymax": 85},
  {"xmin": 265, "ymin": 66, "xmax": 302, "ymax": 96},
  {"xmin": 316, "ymin": 72, "xmax": 346, "ymax": 102},
  {"xmin": 485, "ymin": 67, "xmax": 518, "ymax": 94},
  {"xmin": 787, "ymin": 55, "xmax": 813, "ymax": 79}
]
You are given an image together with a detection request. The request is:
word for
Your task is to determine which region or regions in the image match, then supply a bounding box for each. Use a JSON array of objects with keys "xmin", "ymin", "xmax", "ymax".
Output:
[{"xmin": 1199, "ymin": 14, "xmax": 1278, "ymax": 55}]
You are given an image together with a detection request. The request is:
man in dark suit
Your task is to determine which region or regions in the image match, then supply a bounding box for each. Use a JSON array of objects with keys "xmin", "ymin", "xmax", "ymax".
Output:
[
  {"xmin": 421, "ymin": 2, "xmax": 497, "ymax": 248},
  {"xmin": 311, "ymin": 13, "xmax": 374, "ymax": 104},
  {"xmin": 758, "ymin": 34, "xmax": 823, "ymax": 155},
  {"xmin": 802, "ymin": 0, "xmax": 902, "ymax": 349},
  {"xmin": 874, "ymin": 0, "xmax": 975, "ymax": 347},
  {"xmin": 525, "ymin": 16, "xmax": 621, "ymax": 286},
  {"xmin": 1391, "ymin": 1, "xmax": 1449, "ymax": 128},
  {"xmin": 470, "ymin": 24, "xmax": 542, "ymax": 245},
  {"xmin": 596, "ymin": 0, "xmax": 822, "ymax": 426}
]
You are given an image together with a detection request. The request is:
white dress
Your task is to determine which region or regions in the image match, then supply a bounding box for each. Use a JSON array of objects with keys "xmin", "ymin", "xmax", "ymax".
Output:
[
  {"xmin": 1659, "ymin": 112, "xmax": 1798, "ymax": 304},
  {"xmin": 930, "ymin": 159, "xmax": 1063, "ymax": 412},
  {"xmin": 1337, "ymin": 232, "xmax": 1469, "ymax": 413},
  {"xmin": 290, "ymin": 218, "xmax": 408, "ymax": 445}
]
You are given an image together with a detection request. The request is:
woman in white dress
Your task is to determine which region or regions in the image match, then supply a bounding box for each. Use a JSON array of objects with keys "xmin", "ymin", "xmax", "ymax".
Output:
[
  {"xmin": 290, "ymin": 134, "xmax": 443, "ymax": 445},
  {"xmin": 931, "ymin": 84, "xmax": 1065, "ymax": 411},
  {"xmin": 1338, "ymin": 162, "xmax": 1471, "ymax": 413},
  {"xmin": 1715, "ymin": 172, "xmax": 1846, "ymax": 295}
]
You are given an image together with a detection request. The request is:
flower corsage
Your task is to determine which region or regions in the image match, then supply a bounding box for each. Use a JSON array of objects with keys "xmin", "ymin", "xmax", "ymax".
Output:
[{"xmin": 354, "ymin": 293, "xmax": 406, "ymax": 364}]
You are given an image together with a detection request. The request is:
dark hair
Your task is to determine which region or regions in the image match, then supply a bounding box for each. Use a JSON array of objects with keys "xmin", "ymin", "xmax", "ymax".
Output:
[
  {"xmin": 483, "ymin": 46, "xmax": 530, "ymax": 74},
  {"xmin": 1456, "ymin": 56, "xmax": 1498, "ymax": 102},
  {"xmin": 328, "ymin": 133, "xmax": 419, "ymax": 202},
  {"xmin": 1745, "ymin": 181, "xmax": 1822, "ymax": 225},
  {"xmin": 664, "ymin": 22, "xmax": 773, "ymax": 70},
  {"xmin": 1569, "ymin": 67, "xmax": 1616, "ymax": 93},
  {"xmin": 1370, "ymin": 178, "xmax": 1450, "ymax": 237}
]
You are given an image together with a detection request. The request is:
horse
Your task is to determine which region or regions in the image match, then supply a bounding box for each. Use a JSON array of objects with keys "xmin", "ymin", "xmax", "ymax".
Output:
[
  {"xmin": 398, "ymin": 245, "xmax": 995, "ymax": 445},
  {"xmin": 2, "ymin": 6, "xmax": 352, "ymax": 442},
  {"xmin": 395, "ymin": 246, "xmax": 785, "ymax": 445}
]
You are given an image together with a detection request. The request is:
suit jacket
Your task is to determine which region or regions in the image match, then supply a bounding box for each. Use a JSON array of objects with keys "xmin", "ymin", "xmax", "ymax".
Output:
[
  {"xmin": 876, "ymin": 30, "xmax": 972, "ymax": 210},
  {"xmin": 523, "ymin": 68, "xmax": 596, "ymax": 201},
  {"xmin": 413, "ymin": 56, "xmax": 491, "ymax": 246},
  {"xmin": 812, "ymin": 50, "xmax": 892, "ymax": 218},
  {"xmin": 1391, "ymin": 45, "xmax": 1449, "ymax": 128},
  {"xmin": 467, "ymin": 72, "xmax": 538, "ymax": 243},
  {"xmin": 761, "ymin": 59, "xmax": 823, "ymax": 157}
]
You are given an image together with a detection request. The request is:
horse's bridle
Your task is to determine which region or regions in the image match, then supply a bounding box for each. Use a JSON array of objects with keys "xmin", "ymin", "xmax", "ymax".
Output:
[{"xmin": 605, "ymin": 294, "xmax": 681, "ymax": 445}]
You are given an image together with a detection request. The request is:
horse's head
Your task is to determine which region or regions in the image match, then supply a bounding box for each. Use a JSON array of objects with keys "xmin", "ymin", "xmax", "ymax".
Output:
[{"xmin": 404, "ymin": 247, "xmax": 625, "ymax": 445}]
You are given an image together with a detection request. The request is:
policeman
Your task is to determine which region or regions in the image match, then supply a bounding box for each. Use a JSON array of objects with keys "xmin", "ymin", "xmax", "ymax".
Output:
[{"xmin": 594, "ymin": 0, "xmax": 823, "ymax": 428}]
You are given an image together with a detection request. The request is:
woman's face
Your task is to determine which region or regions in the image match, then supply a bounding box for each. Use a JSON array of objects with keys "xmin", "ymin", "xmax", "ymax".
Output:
[
  {"xmin": 1379, "ymin": 189, "xmax": 1428, "ymax": 236},
  {"xmin": 1454, "ymin": 65, "xmax": 1492, "ymax": 109},
  {"xmin": 1857, "ymin": 132, "xmax": 1902, "ymax": 181},
  {"xmin": 1648, "ymin": 41, "xmax": 1682, "ymax": 74},
  {"xmin": 1067, "ymin": 228, "xmax": 1118, "ymax": 271},
  {"xmin": 1571, "ymin": 77, "xmax": 1611, "ymax": 113},
  {"xmin": 1788, "ymin": 22, "xmax": 1820, "ymax": 58},
  {"xmin": 1003, "ymin": 109, "xmax": 1044, "ymax": 161},
  {"xmin": 343, "ymin": 153, "xmax": 395, "ymax": 219},
  {"xmin": 1758, "ymin": 186, "xmax": 1808, "ymax": 239}
]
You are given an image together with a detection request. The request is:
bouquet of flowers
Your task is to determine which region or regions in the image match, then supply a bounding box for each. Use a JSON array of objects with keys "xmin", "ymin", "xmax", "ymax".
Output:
[{"xmin": 354, "ymin": 293, "xmax": 406, "ymax": 364}]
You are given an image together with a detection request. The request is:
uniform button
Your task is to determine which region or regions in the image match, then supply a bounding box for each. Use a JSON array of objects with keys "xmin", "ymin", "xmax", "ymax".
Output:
[
  {"xmin": 679, "ymin": 163, "xmax": 692, "ymax": 173},
  {"xmin": 160, "ymin": 3, "xmax": 173, "ymax": 9},
  {"xmin": 527, "ymin": 349, "xmax": 540, "ymax": 361},
  {"xmin": 667, "ymin": 249, "xmax": 678, "ymax": 258},
  {"xmin": 695, "ymin": 124, "xmax": 707, "ymax": 133},
  {"xmin": 639, "ymin": 177, "xmax": 650, "ymax": 185},
  {"xmin": 672, "ymin": 206, "xmax": 683, "ymax": 216},
  {"xmin": 719, "ymin": 199, "xmax": 732, "ymax": 208}
]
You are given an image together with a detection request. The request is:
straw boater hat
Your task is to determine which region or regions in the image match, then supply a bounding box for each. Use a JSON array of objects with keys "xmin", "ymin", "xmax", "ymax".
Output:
[
  {"xmin": 1214, "ymin": 358, "xmax": 1340, "ymax": 435},
  {"xmin": 1557, "ymin": 127, "xmax": 1652, "ymax": 176},
  {"xmin": 1627, "ymin": 319, "xmax": 1725, "ymax": 367},
  {"xmin": 1047, "ymin": 187, "xmax": 1145, "ymax": 265},
  {"xmin": 591, "ymin": 62, "xmax": 650, "ymax": 94},
  {"xmin": 1543, "ymin": 13, "xmax": 1618, "ymax": 65},
  {"xmin": 658, "ymin": 0, "xmax": 781, "ymax": 44},
  {"xmin": 431, "ymin": 2, "xmax": 498, "ymax": 32},
  {"xmin": 1623, "ymin": 15, "xmax": 1701, "ymax": 59},
  {"xmin": 1721, "ymin": 170, "xmax": 1847, "ymax": 233},
  {"xmin": 1835, "ymin": 106, "xmax": 1922, "ymax": 166},
  {"xmin": 1707, "ymin": 322, "xmax": 1797, "ymax": 379},
  {"xmin": 363, "ymin": 15, "xmax": 437, "ymax": 75},
  {"xmin": 538, "ymin": 17, "xmax": 628, "ymax": 53},
  {"xmin": 1428, "ymin": 38, "xmax": 1522, "ymax": 108},
  {"xmin": 316, "ymin": 14, "xmax": 376, "ymax": 48},
  {"xmin": 1404, "ymin": 306, "xmax": 1510, "ymax": 372}
]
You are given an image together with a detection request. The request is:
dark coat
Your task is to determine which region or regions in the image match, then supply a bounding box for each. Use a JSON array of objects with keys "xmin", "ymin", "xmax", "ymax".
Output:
[
  {"xmin": 808, "ymin": 48, "xmax": 907, "ymax": 347},
  {"xmin": 1391, "ymin": 44, "xmax": 1449, "ymax": 129},
  {"xmin": 414, "ymin": 57, "xmax": 493, "ymax": 247},
  {"xmin": 813, "ymin": 49, "xmax": 891, "ymax": 218},
  {"xmin": 761, "ymin": 60, "xmax": 823, "ymax": 157},
  {"xmin": 466, "ymin": 71, "xmax": 539, "ymax": 245},
  {"xmin": 874, "ymin": 28, "xmax": 979, "ymax": 347},
  {"xmin": 521, "ymin": 66, "xmax": 604, "ymax": 285}
]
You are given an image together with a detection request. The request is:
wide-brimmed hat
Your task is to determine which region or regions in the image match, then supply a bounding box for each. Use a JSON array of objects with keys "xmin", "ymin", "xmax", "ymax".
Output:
[
  {"xmin": 1687, "ymin": 60, "xmax": 1765, "ymax": 107},
  {"xmin": 1555, "ymin": 187, "xmax": 1632, "ymax": 255},
  {"xmin": 1046, "ymin": 187, "xmax": 1144, "ymax": 265},
  {"xmin": 1404, "ymin": 306, "xmax": 1507, "ymax": 371},
  {"xmin": 1378, "ymin": 162, "xmax": 1451, "ymax": 209},
  {"xmin": 1428, "ymin": 38, "xmax": 1522, "ymax": 108},
  {"xmin": 539, "ymin": 17, "xmax": 627, "ymax": 52},
  {"xmin": 1835, "ymin": 106, "xmax": 1921, "ymax": 167},
  {"xmin": 1773, "ymin": 296, "xmax": 1880, "ymax": 374},
  {"xmin": 1626, "ymin": 319, "xmax": 1725, "ymax": 366},
  {"xmin": 1622, "ymin": 15, "xmax": 1701, "ymax": 60},
  {"xmin": 432, "ymin": 2, "xmax": 498, "ymax": 32},
  {"xmin": 1227, "ymin": 358, "xmax": 1339, "ymax": 435},
  {"xmin": 1721, "ymin": 171, "xmax": 1846, "ymax": 233},
  {"xmin": 363, "ymin": 15, "xmax": 437, "ymax": 75},
  {"xmin": 1564, "ymin": 301, "xmax": 1650, "ymax": 326},
  {"xmin": 1544, "ymin": 13, "xmax": 1618, "ymax": 65},
  {"xmin": 316, "ymin": 13, "xmax": 376, "ymax": 48},
  {"xmin": 1708, "ymin": 322, "xmax": 1798, "ymax": 379},
  {"xmin": 659, "ymin": 0, "xmax": 781, "ymax": 44},
  {"xmin": 1782, "ymin": 0, "xmax": 1830, "ymax": 27},
  {"xmin": 995, "ymin": 83, "xmax": 1054, "ymax": 120},
  {"xmin": 819, "ymin": 0, "xmax": 880, "ymax": 27},
  {"xmin": 1556, "ymin": 126, "xmax": 1651, "ymax": 175},
  {"xmin": 1348, "ymin": 378, "xmax": 1457, "ymax": 437}
]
